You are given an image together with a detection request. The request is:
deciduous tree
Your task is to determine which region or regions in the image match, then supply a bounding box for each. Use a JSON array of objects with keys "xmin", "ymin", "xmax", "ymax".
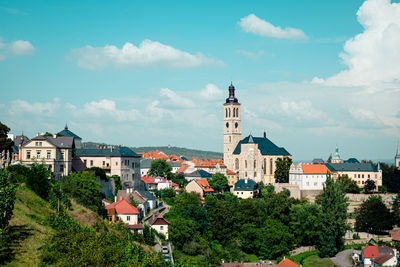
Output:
[
  {"xmin": 364, "ymin": 179, "xmax": 376, "ymax": 193},
  {"xmin": 26, "ymin": 163, "xmax": 51, "ymax": 199},
  {"xmin": 337, "ymin": 174, "xmax": 360, "ymax": 193},
  {"xmin": 208, "ymin": 173, "xmax": 229, "ymax": 193},
  {"xmin": 148, "ymin": 159, "xmax": 172, "ymax": 179},
  {"xmin": 274, "ymin": 157, "xmax": 292, "ymax": 183},
  {"xmin": 0, "ymin": 170, "xmax": 16, "ymax": 232}
]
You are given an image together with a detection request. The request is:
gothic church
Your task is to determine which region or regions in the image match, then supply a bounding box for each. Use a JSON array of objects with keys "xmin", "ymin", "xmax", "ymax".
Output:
[{"xmin": 223, "ymin": 83, "xmax": 291, "ymax": 184}]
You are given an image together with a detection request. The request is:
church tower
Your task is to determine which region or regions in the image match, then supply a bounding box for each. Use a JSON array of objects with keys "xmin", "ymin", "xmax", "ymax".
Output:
[{"xmin": 223, "ymin": 82, "xmax": 242, "ymax": 171}]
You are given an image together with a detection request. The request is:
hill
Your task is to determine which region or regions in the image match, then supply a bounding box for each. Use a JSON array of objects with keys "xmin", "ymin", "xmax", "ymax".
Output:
[{"xmin": 83, "ymin": 142, "xmax": 223, "ymax": 160}]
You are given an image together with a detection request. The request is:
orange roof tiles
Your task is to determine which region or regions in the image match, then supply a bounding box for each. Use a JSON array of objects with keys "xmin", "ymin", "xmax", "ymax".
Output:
[
  {"xmin": 194, "ymin": 159, "xmax": 226, "ymax": 168},
  {"xmin": 278, "ymin": 258, "xmax": 300, "ymax": 267},
  {"xmin": 226, "ymin": 169, "xmax": 236, "ymax": 175},
  {"xmin": 196, "ymin": 179, "xmax": 214, "ymax": 192},
  {"xmin": 392, "ymin": 229, "xmax": 400, "ymax": 241},
  {"xmin": 292, "ymin": 164, "xmax": 330, "ymax": 174},
  {"xmin": 176, "ymin": 164, "xmax": 189, "ymax": 173},
  {"xmin": 363, "ymin": 245, "xmax": 379, "ymax": 258},
  {"xmin": 139, "ymin": 150, "xmax": 183, "ymax": 162},
  {"xmin": 105, "ymin": 197, "xmax": 139, "ymax": 214}
]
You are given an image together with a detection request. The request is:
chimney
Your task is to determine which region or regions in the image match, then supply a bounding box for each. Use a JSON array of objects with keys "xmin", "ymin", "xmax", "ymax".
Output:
[
  {"xmin": 245, "ymin": 179, "xmax": 248, "ymax": 184},
  {"xmin": 36, "ymin": 132, "xmax": 40, "ymax": 137},
  {"xmin": 53, "ymin": 134, "xmax": 57, "ymax": 138},
  {"xmin": 111, "ymin": 146, "xmax": 113, "ymax": 152},
  {"xmin": 119, "ymin": 196, "xmax": 123, "ymax": 201},
  {"xmin": 263, "ymin": 131, "xmax": 266, "ymax": 138}
]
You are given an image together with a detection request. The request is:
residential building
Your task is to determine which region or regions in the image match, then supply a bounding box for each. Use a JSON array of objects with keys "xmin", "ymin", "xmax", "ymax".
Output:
[
  {"xmin": 117, "ymin": 188, "xmax": 152, "ymax": 220},
  {"xmin": 185, "ymin": 178, "xmax": 214, "ymax": 199},
  {"xmin": 392, "ymin": 229, "xmax": 400, "ymax": 242},
  {"xmin": 76, "ymin": 146, "xmax": 141, "ymax": 189},
  {"xmin": 194, "ymin": 159, "xmax": 226, "ymax": 175},
  {"xmin": 20, "ymin": 134, "xmax": 75, "ymax": 179},
  {"xmin": 105, "ymin": 197, "xmax": 142, "ymax": 233},
  {"xmin": 289, "ymin": 163, "xmax": 330, "ymax": 191},
  {"xmin": 141, "ymin": 176, "xmax": 177, "ymax": 191},
  {"xmin": 223, "ymin": 83, "xmax": 291, "ymax": 184},
  {"xmin": 169, "ymin": 161, "xmax": 182, "ymax": 173},
  {"xmin": 277, "ymin": 257, "xmax": 300, "ymax": 267},
  {"xmin": 227, "ymin": 168, "xmax": 238, "ymax": 187},
  {"xmin": 57, "ymin": 124, "xmax": 82, "ymax": 148},
  {"xmin": 325, "ymin": 162, "xmax": 382, "ymax": 189},
  {"xmin": 140, "ymin": 159, "xmax": 182, "ymax": 176},
  {"xmin": 185, "ymin": 169, "xmax": 212, "ymax": 181},
  {"xmin": 361, "ymin": 245, "xmax": 398, "ymax": 267},
  {"xmin": 233, "ymin": 179, "xmax": 258, "ymax": 199},
  {"xmin": 148, "ymin": 212, "xmax": 170, "ymax": 239}
]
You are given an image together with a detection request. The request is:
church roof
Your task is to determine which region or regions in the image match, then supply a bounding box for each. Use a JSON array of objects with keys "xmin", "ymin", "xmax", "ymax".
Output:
[
  {"xmin": 58, "ymin": 125, "xmax": 81, "ymax": 139},
  {"xmin": 325, "ymin": 162, "xmax": 378, "ymax": 172},
  {"xmin": 77, "ymin": 146, "xmax": 141, "ymax": 158},
  {"xmin": 233, "ymin": 135, "xmax": 291, "ymax": 156}
]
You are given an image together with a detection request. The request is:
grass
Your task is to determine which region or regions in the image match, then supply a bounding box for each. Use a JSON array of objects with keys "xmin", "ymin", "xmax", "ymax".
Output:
[
  {"xmin": 1, "ymin": 186, "xmax": 54, "ymax": 266},
  {"xmin": 290, "ymin": 250, "xmax": 320, "ymax": 264},
  {"xmin": 302, "ymin": 255, "xmax": 335, "ymax": 267}
]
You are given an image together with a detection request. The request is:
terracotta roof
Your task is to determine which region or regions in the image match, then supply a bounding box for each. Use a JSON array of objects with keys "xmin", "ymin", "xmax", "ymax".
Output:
[
  {"xmin": 195, "ymin": 159, "xmax": 226, "ymax": 168},
  {"xmin": 196, "ymin": 179, "xmax": 214, "ymax": 192},
  {"xmin": 105, "ymin": 197, "xmax": 139, "ymax": 214},
  {"xmin": 227, "ymin": 168, "xmax": 236, "ymax": 175},
  {"xmin": 372, "ymin": 254, "xmax": 394, "ymax": 265},
  {"xmin": 363, "ymin": 245, "xmax": 379, "ymax": 258},
  {"xmin": 297, "ymin": 164, "xmax": 330, "ymax": 174},
  {"xmin": 277, "ymin": 258, "xmax": 300, "ymax": 267},
  {"xmin": 141, "ymin": 176, "xmax": 164, "ymax": 184},
  {"xmin": 176, "ymin": 164, "xmax": 189, "ymax": 173},
  {"xmin": 392, "ymin": 229, "xmax": 400, "ymax": 241},
  {"xmin": 126, "ymin": 223, "xmax": 144, "ymax": 230},
  {"xmin": 148, "ymin": 213, "xmax": 170, "ymax": 226}
]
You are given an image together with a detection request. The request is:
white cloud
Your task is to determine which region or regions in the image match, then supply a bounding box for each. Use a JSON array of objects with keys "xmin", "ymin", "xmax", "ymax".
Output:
[
  {"xmin": 9, "ymin": 98, "xmax": 60, "ymax": 116},
  {"xmin": 236, "ymin": 49, "xmax": 266, "ymax": 59},
  {"xmin": 349, "ymin": 108, "xmax": 400, "ymax": 128},
  {"xmin": 238, "ymin": 14, "xmax": 307, "ymax": 40},
  {"xmin": 69, "ymin": 39, "xmax": 224, "ymax": 70},
  {"xmin": 199, "ymin": 83, "xmax": 224, "ymax": 100},
  {"xmin": 81, "ymin": 99, "xmax": 141, "ymax": 122},
  {"xmin": 317, "ymin": 0, "xmax": 400, "ymax": 88},
  {"xmin": 10, "ymin": 40, "xmax": 35, "ymax": 55},
  {"xmin": 159, "ymin": 88, "xmax": 195, "ymax": 108}
]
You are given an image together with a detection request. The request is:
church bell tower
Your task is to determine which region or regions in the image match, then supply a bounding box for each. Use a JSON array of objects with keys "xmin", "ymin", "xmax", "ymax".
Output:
[{"xmin": 223, "ymin": 82, "xmax": 242, "ymax": 171}]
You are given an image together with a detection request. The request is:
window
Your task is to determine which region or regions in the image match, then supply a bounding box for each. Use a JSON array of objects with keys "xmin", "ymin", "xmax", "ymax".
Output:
[
  {"xmin": 250, "ymin": 191, "xmax": 253, "ymax": 194},
  {"xmin": 245, "ymin": 160, "xmax": 247, "ymax": 169},
  {"xmin": 116, "ymin": 161, "xmax": 118, "ymax": 166},
  {"xmin": 358, "ymin": 174, "xmax": 360, "ymax": 178},
  {"xmin": 48, "ymin": 164, "xmax": 52, "ymax": 170},
  {"xmin": 362, "ymin": 181, "xmax": 364, "ymax": 184},
  {"xmin": 241, "ymin": 192, "xmax": 243, "ymax": 194},
  {"xmin": 264, "ymin": 159, "xmax": 266, "ymax": 175},
  {"xmin": 235, "ymin": 158, "xmax": 239, "ymax": 170},
  {"xmin": 35, "ymin": 142, "xmax": 38, "ymax": 146},
  {"xmin": 314, "ymin": 182, "xmax": 317, "ymax": 186},
  {"xmin": 60, "ymin": 152, "xmax": 64, "ymax": 160},
  {"xmin": 270, "ymin": 159, "xmax": 273, "ymax": 175},
  {"xmin": 39, "ymin": 142, "xmax": 42, "ymax": 146},
  {"xmin": 245, "ymin": 172, "xmax": 247, "ymax": 177},
  {"xmin": 306, "ymin": 182, "xmax": 309, "ymax": 186},
  {"xmin": 362, "ymin": 174, "xmax": 364, "ymax": 178},
  {"xmin": 60, "ymin": 164, "xmax": 64, "ymax": 172},
  {"xmin": 228, "ymin": 108, "xmax": 231, "ymax": 117},
  {"xmin": 103, "ymin": 161, "xmax": 105, "ymax": 166},
  {"xmin": 225, "ymin": 108, "xmax": 228, "ymax": 118},
  {"xmin": 160, "ymin": 226, "xmax": 164, "ymax": 230},
  {"xmin": 368, "ymin": 174, "xmax": 370, "ymax": 178},
  {"xmin": 254, "ymin": 160, "xmax": 256, "ymax": 169},
  {"xmin": 375, "ymin": 174, "xmax": 377, "ymax": 178},
  {"xmin": 36, "ymin": 151, "xmax": 41, "ymax": 159},
  {"xmin": 354, "ymin": 174, "xmax": 357, "ymax": 178},
  {"xmin": 254, "ymin": 172, "xmax": 256, "ymax": 177},
  {"xmin": 127, "ymin": 216, "xmax": 130, "ymax": 221},
  {"xmin": 84, "ymin": 159, "xmax": 87, "ymax": 166},
  {"xmin": 90, "ymin": 160, "xmax": 93, "ymax": 166},
  {"xmin": 27, "ymin": 151, "xmax": 31, "ymax": 159},
  {"xmin": 47, "ymin": 151, "xmax": 51, "ymax": 159}
]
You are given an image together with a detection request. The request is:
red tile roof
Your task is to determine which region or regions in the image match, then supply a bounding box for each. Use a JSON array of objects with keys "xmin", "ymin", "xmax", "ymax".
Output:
[
  {"xmin": 227, "ymin": 168, "xmax": 236, "ymax": 175},
  {"xmin": 278, "ymin": 258, "xmax": 300, "ymax": 267},
  {"xmin": 139, "ymin": 150, "xmax": 182, "ymax": 162},
  {"xmin": 195, "ymin": 159, "xmax": 226, "ymax": 168},
  {"xmin": 363, "ymin": 245, "xmax": 379, "ymax": 258},
  {"xmin": 176, "ymin": 164, "xmax": 189, "ymax": 173},
  {"xmin": 292, "ymin": 164, "xmax": 330, "ymax": 174},
  {"xmin": 392, "ymin": 229, "xmax": 400, "ymax": 241},
  {"xmin": 105, "ymin": 197, "xmax": 139, "ymax": 214},
  {"xmin": 196, "ymin": 179, "xmax": 214, "ymax": 192}
]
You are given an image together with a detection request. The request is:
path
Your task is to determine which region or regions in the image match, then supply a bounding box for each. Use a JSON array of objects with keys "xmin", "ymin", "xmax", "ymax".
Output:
[{"xmin": 330, "ymin": 249, "xmax": 354, "ymax": 267}]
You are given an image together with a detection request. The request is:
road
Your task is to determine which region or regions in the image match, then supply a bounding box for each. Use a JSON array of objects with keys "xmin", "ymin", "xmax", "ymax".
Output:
[{"xmin": 330, "ymin": 249, "xmax": 354, "ymax": 267}]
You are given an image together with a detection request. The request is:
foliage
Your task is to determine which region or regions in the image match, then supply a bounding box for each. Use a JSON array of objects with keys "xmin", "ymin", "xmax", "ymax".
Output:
[
  {"xmin": 207, "ymin": 173, "xmax": 229, "ymax": 193},
  {"xmin": 363, "ymin": 179, "xmax": 376, "ymax": 193},
  {"xmin": 86, "ymin": 166, "xmax": 108, "ymax": 181},
  {"xmin": 378, "ymin": 185, "xmax": 387, "ymax": 193},
  {"xmin": 148, "ymin": 159, "xmax": 172, "ymax": 179},
  {"xmin": 153, "ymin": 188, "xmax": 176, "ymax": 205},
  {"xmin": 317, "ymin": 174, "xmax": 349, "ymax": 258},
  {"xmin": 48, "ymin": 181, "xmax": 71, "ymax": 212},
  {"xmin": 172, "ymin": 173, "xmax": 188, "ymax": 188},
  {"xmin": 353, "ymin": 233, "xmax": 360, "ymax": 240},
  {"xmin": 0, "ymin": 169, "xmax": 16, "ymax": 232},
  {"xmin": 26, "ymin": 163, "xmax": 51, "ymax": 199},
  {"xmin": 337, "ymin": 175, "xmax": 360, "ymax": 193},
  {"xmin": 49, "ymin": 211, "xmax": 85, "ymax": 232},
  {"xmin": 169, "ymin": 217, "xmax": 199, "ymax": 250},
  {"xmin": 0, "ymin": 122, "xmax": 13, "ymax": 168},
  {"xmin": 290, "ymin": 250, "xmax": 320, "ymax": 265},
  {"xmin": 290, "ymin": 203, "xmax": 322, "ymax": 246},
  {"xmin": 6, "ymin": 164, "xmax": 29, "ymax": 184},
  {"xmin": 392, "ymin": 194, "xmax": 400, "ymax": 225},
  {"xmin": 261, "ymin": 184, "xmax": 275, "ymax": 198},
  {"xmin": 274, "ymin": 157, "xmax": 292, "ymax": 183},
  {"xmin": 381, "ymin": 162, "xmax": 400, "ymax": 193},
  {"xmin": 112, "ymin": 175, "xmax": 122, "ymax": 195},
  {"xmin": 355, "ymin": 195, "xmax": 394, "ymax": 233}
]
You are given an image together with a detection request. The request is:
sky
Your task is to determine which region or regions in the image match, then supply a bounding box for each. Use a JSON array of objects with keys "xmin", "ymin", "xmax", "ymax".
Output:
[{"xmin": 1, "ymin": 0, "xmax": 400, "ymax": 162}]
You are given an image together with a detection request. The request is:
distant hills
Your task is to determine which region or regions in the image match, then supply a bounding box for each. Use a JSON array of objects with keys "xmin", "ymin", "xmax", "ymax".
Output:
[{"xmin": 83, "ymin": 142, "xmax": 222, "ymax": 160}]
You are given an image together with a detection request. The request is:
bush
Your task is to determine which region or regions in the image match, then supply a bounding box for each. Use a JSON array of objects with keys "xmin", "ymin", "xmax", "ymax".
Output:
[
  {"xmin": 353, "ymin": 233, "xmax": 360, "ymax": 240},
  {"xmin": 26, "ymin": 164, "xmax": 51, "ymax": 199}
]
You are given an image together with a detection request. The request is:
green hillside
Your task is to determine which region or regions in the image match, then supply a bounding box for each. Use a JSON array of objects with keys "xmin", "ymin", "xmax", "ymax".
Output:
[{"xmin": 83, "ymin": 142, "xmax": 223, "ymax": 160}]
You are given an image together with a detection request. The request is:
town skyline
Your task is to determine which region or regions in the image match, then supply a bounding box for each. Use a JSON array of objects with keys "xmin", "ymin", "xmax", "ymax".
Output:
[{"xmin": 1, "ymin": 0, "xmax": 400, "ymax": 161}]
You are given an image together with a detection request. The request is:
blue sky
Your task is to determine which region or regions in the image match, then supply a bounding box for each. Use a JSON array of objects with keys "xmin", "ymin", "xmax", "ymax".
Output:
[{"xmin": 1, "ymin": 0, "xmax": 400, "ymax": 162}]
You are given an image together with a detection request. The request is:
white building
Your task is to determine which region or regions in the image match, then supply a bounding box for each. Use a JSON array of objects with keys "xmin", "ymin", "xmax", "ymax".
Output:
[
  {"xmin": 148, "ymin": 213, "xmax": 170, "ymax": 239},
  {"xmin": 289, "ymin": 163, "xmax": 329, "ymax": 191},
  {"xmin": 105, "ymin": 197, "xmax": 140, "ymax": 226}
]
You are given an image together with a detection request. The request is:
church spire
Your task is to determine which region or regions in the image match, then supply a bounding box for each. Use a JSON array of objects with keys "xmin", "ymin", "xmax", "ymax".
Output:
[
  {"xmin": 65, "ymin": 123, "xmax": 68, "ymax": 130},
  {"xmin": 226, "ymin": 82, "xmax": 238, "ymax": 104}
]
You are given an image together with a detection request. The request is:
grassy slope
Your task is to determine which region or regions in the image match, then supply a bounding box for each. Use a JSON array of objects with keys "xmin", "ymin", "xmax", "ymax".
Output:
[
  {"xmin": 4, "ymin": 186, "xmax": 54, "ymax": 266},
  {"xmin": 302, "ymin": 255, "xmax": 335, "ymax": 267}
]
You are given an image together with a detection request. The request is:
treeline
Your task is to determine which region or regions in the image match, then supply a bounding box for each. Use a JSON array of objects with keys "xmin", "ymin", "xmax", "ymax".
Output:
[
  {"xmin": 162, "ymin": 175, "xmax": 348, "ymax": 265},
  {"xmin": 0, "ymin": 164, "xmax": 170, "ymax": 266}
]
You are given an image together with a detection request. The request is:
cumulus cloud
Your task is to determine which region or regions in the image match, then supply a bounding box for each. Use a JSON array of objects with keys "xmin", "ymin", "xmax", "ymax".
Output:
[
  {"xmin": 81, "ymin": 99, "xmax": 141, "ymax": 122},
  {"xmin": 69, "ymin": 39, "xmax": 224, "ymax": 70},
  {"xmin": 238, "ymin": 14, "xmax": 307, "ymax": 39},
  {"xmin": 199, "ymin": 84, "xmax": 224, "ymax": 100},
  {"xmin": 159, "ymin": 88, "xmax": 195, "ymax": 108},
  {"xmin": 315, "ymin": 0, "xmax": 400, "ymax": 88},
  {"xmin": 10, "ymin": 40, "xmax": 35, "ymax": 55},
  {"xmin": 236, "ymin": 49, "xmax": 267, "ymax": 59},
  {"xmin": 349, "ymin": 108, "xmax": 400, "ymax": 128},
  {"xmin": 9, "ymin": 98, "xmax": 60, "ymax": 116}
]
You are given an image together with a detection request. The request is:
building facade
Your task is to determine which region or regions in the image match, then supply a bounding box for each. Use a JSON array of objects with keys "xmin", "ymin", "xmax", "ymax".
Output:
[
  {"xmin": 223, "ymin": 83, "xmax": 291, "ymax": 184},
  {"xmin": 289, "ymin": 163, "xmax": 329, "ymax": 190},
  {"xmin": 77, "ymin": 146, "xmax": 141, "ymax": 189}
]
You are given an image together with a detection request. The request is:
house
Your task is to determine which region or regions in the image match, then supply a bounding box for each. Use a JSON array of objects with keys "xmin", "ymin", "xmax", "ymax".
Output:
[
  {"xmin": 19, "ymin": 134, "xmax": 75, "ymax": 179},
  {"xmin": 233, "ymin": 179, "xmax": 258, "ymax": 199},
  {"xmin": 76, "ymin": 146, "xmax": 141, "ymax": 189},
  {"xmin": 169, "ymin": 160, "xmax": 182, "ymax": 173},
  {"xmin": 140, "ymin": 159, "xmax": 152, "ymax": 176},
  {"xmin": 185, "ymin": 170, "xmax": 212, "ymax": 182},
  {"xmin": 391, "ymin": 229, "xmax": 400, "ymax": 242},
  {"xmin": 185, "ymin": 178, "xmax": 214, "ymax": 199},
  {"xmin": 57, "ymin": 124, "xmax": 82, "ymax": 148},
  {"xmin": 277, "ymin": 257, "xmax": 300, "ymax": 267},
  {"xmin": 289, "ymin": 163, "xmax": 330, "ymax": 191},
  {"xmin": 136, "ymin": 190, "xmax": 157, "ymax": 210},
  {"xmin": 105, "ymin": 197, "xmax": 143, "ymax": 233},
  {"xmin": 141, "ymin": 176, "xmax": 177, "ymax": 191},
  {"xmin": 148, "ymin": 212, "xmax": 170, "ymax": 239},
  {"xmin": 117, "ymin": 188, "xmax": 151, "ymax": 220},
  {"xmin": 195, "ymin": 159, "xmax": 227, "ymax": 175},
  {"xmin": 362, "ymin": 245, "xmax": 398, "ymax": 267},
  {"xmin": 226, "ymin": 168, "xmax": 239, "ymax": 187}
]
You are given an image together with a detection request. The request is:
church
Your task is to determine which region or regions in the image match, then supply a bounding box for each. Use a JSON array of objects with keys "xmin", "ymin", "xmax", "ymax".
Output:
[{"xmin": 223, "ymin": 83, "xmax": 291, "ymax": 184}]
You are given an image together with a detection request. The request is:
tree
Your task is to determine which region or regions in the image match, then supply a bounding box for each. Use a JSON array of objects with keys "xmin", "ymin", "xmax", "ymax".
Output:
[
  {"xmin": 169, "ymin": 218, "xmax": 199, "ymax": 250},
  {"xmin": 48, "ymin": 181, "xmax": 71, "ymax": 212},
  {"xmin": 317, "ymin": 174, "xmax": 349, "ymax": 258},
  {"xmin": 0, "ymin": 122, "xmax": 14, "ymax": 168},
  {"xmin": 26, "ymin": 163, "xmax": 51, "ymax": 199},
  {"xmin": 208, "ymin": 173, "xmax": 229, "ymax": 193},
  {"xmin": 392, "ymin": 194, "xmax": 400, "ymax": 225},
  {"xmin": 364, "ymin": 179, "xmax": 376, "ymax": 193},
  {"xmin": 171, "ymin": 173, "xmax": 188, "ymax": 188},
  {"xmin": 148, "ymin": 159, "xmax": 172, "ymax": 179},
  {"xmin": 290, "ymin": 203, "xmax": 322, "ymax": 246},
  {"xmin": 274, "ymin": 157, "xmax": 292, "ymax": 183},
  {"xmin": 0, "ymin": 170, "xmax": 16, "ymax": 233},
  {"xmin": 355, "ymin": 195, "xmax": 394, "ymax": 233},
  {"xmin": 381, "ymin": 162, "xmax": 400, "ymax": 193},
  {"xmin": 337, "ymin": 175, "xmax": 360, "ymax": 193}
]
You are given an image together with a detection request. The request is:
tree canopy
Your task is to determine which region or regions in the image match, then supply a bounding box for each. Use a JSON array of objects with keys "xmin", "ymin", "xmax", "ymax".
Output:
[
  {"xmin": 363, "ymin": 179, "xmax": 376, "ymax": 193},
  {"xmin": 148, "ymin": 159, "xmax": 172, "ymax": 179},
  {"xmin": 274, "ymin": 157, "xmax": 292, "ymax": 183},
  {"xmin": 0, "ymin": 169, "xmax": 16, "ymax": 233},
  {"xmin": 337, "ymin": 175, "xmax": 360, "ymax": 193},
  {"xmin": 208, "ymin": 173, "xmax": 229, "ymax": 193}
]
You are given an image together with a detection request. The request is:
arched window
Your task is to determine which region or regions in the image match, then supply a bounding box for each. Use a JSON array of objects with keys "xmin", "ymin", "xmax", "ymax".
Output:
[
  {"xmin": 235, "ymin": 158, "xmax": 239, "ymax": 170},
  {"xmin": 229, "ymin": 136, "xmax": 231, "ymax": 143},
  {"xmin": 270, "ymin": 159, "xmax": 273, "ymax": 175},
  {"xmin": 254, "ymin": 160, "xmax": 256, "ymax": 169},
  {"xmin": 225, "ymin": 108, "xmax": 228, "ymax": 118},
  {"xmin": 264, "ymin": 158, "xmax": 266, "ymax": 175},
  {"xmin": 228, "ymin": 108, "xmax": 231, "ymax": 117},
  {"xmin": 245, "ymin": 160, "xmax": 247, "ymax": 169}
]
